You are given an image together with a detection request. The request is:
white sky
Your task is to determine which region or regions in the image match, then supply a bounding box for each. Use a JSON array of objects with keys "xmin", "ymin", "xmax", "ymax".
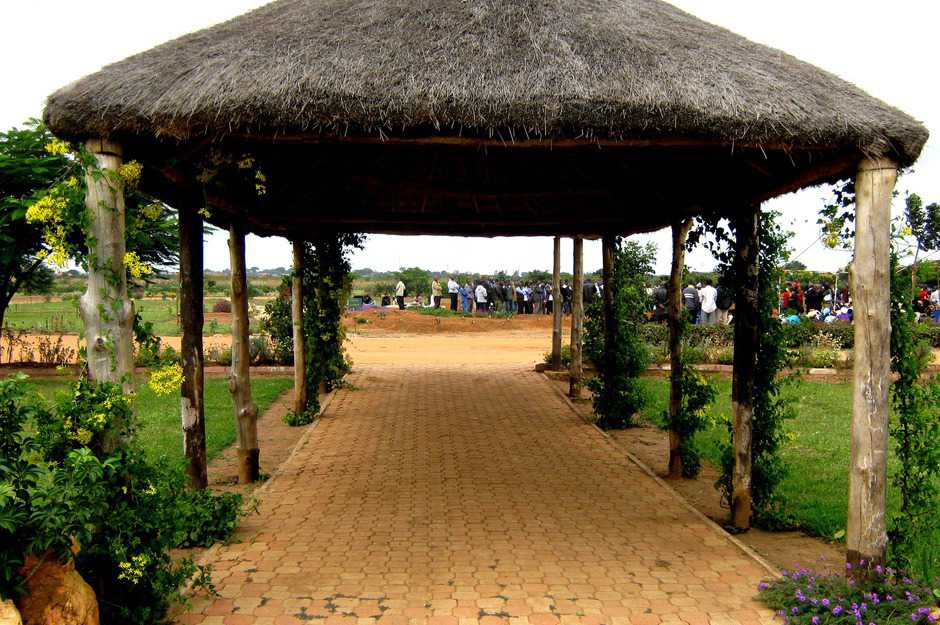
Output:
[{"xmin": 2, "ymin": 1, "xmax": 937, "ymax": 275}]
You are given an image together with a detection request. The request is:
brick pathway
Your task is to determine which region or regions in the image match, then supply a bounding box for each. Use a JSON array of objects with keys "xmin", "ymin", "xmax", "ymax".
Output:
[{"xmin": 181, "ymin": 365, "xmax": 776, "ymax": 625}]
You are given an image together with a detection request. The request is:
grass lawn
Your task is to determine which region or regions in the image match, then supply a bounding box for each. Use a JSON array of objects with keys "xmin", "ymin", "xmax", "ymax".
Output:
[
  {"xmin": 636, "ymin": 375, "xmax": 904, "ymax": 539},
  {"xmin": 3, "ymin": 296, "xmax": 243, "ymax": 336},
  {"xmin": 15, "ymin": 374, "xmax": 292, "ymax": 467}
]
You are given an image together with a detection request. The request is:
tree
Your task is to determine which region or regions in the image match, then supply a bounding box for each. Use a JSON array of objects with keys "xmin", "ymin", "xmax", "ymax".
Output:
[
  {"xmin": 900, "ymin": 193, "xmax": 940, "ymax": 294},
  {"xmin": 396, "ymin": 266, "xmax": 431, "ymax": 298},
  {"xmin": 0, "ymin": 120, "xmax": 178, "ymax": 328}
]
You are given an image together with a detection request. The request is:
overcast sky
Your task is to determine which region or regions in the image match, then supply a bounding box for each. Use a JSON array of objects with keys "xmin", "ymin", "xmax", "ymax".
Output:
[{"xmin": 2, "ymin": 1, "xmax": 937, "ymax": 275}]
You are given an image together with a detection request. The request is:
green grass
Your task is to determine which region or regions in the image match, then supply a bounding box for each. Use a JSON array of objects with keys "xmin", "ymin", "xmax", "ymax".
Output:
[
  {"xmin": 2, "ymin": 296, "xmax": 256, "ymax": 336},
  {"xmin": 636, "ymin": 376, "xmax": 911, "ymax": 539},
  {"xmin": 14, "ymin": 374, "xmax": 292, "ymax": 467}
]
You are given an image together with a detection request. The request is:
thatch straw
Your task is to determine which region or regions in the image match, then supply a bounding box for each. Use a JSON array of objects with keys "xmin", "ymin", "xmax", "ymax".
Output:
[{"xmin": 44, "ymin": 0, "xmax": 927, "ymax": 164}]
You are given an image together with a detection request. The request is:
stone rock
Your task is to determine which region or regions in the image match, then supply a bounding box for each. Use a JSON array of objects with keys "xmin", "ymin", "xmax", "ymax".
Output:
[
  {"xmin": 0, "ymin": 600, "xmax": 23, "ymax": 625},
  {"xmin": 16, "ymin": 554, "xmax": 98, "ymax": 625}
]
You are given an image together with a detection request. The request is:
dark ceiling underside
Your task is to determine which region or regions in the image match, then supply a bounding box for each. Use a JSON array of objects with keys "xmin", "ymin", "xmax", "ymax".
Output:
[{"xmin": 136, "ymin": 137, "xmax": 857, "ymax": 238}]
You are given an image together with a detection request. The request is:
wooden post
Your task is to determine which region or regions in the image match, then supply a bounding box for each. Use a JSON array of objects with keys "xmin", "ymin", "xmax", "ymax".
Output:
[
  {"xmin": 847, "ymin": 157, "xmax": 896, "ymax": 570},
  {"xmin": 551, "ymin": 236, "xmax": 563, "ymax": 370},
  {"xmin": 601, "ymin": 235, "xmax": 616, "ymax": 407},
  {"xmin": 80, "ymin": 138, "xmax": 135, "ymax": 453},
  {"xmin": 291, "ymin": 240, "xmax": 308, "ymax": 415},
  {"xmin": 228, "ymin": 222, "xmax": 260, "ymax": 483},
  {"xmin": 179, "ymin": 205, "xmax": 207, "ymax": 489},
  {"xmin": 731, "ymin": 207, "xmax": 760, "ymax": 530},
  {"xmin": 668, "ymin": 219, "xmax": 693, "ymax": 479},
  {"xmin": 569, "ymin": 237, "xmax": 584, "ymax": 398}
]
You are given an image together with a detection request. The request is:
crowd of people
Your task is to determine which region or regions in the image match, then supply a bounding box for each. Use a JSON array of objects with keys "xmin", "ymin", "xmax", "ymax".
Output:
[
  {"xmin": 377, "ymin": 273, "xmax": 940, "ymax": 326},
  {"xmin": 389, "ymin": 276, "xmax": 605, "ymax": 315}
]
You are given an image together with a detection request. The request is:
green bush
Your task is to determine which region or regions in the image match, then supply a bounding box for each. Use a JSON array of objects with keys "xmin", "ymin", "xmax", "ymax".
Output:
[
  {"xmin": 0, "ymin": 375, "xmax": 240, "ymax": 624},
  {"xmin": 283, "ymin": 409, "xmax": 315, "ymax": 427}
]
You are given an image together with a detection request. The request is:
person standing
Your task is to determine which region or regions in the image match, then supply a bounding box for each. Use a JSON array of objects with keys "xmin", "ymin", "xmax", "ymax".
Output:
[
  {"xmin": 474, "ymin": 281, "xmax": 488, "ymax": 314},
  {"xmin": 682, "ymin": 283, "xmax": 700, "ymax": 323},
  {"xmin": 458, "ymin": 282, "xmax": 469, "ymax": 312},
  {"xmin": 699, "ymin": 279, "xmax": 718, "ymax": 324},
  {"xmin": 431, "ymin": 278, "xmax": 443, "ymax": 308},
  {"xmin": 395, "ymin": 279, "xmax": 406, "ymax": 310},
  {"xmin": 447, "ymin": 275, "xmax": 459, "ymax": 311}
]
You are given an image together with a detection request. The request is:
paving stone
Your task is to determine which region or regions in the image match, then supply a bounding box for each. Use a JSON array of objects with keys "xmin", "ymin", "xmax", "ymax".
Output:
[{"xmin": 180, "ymin": 365, "xmax": 772, "ymax": 624}]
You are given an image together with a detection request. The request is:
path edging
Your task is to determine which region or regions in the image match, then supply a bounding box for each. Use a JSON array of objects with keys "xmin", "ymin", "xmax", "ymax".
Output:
[{"xmin": 539, "ymin": 371, "xmax": 782, "ymax": 579}]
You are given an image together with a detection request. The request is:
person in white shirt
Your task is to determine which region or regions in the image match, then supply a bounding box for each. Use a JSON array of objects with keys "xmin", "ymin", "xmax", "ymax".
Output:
[
  {"xmin": 474, "ymin": 282, "xmax": 488, "ymax": 314},
  {"xmin": 698, "ymin": 279, "xmax": 718, "ymax": 324},
  {"xmin": 447, "ymin": 276, "xmax": 460, "ymax": 311},
  {"xmin": 395, "ymin": 280, "xmax": 406, "ymax": 310}
]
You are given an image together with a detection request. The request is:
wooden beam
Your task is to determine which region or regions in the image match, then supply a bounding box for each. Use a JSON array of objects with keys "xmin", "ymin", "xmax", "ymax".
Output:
[
  {"xmin": 291, "ymin": 240, "xmax": 308, "ymax": 416},
  {"xmin": 668, "ymin": 219, "xmax": 693, "ymax": 479},
  {"xmin": 551, "ymin": 236, "xmax": 563, "ymax": 370},
  {"xmin": 179, "ymin": 204, "xmax": 207, "ymax": 489},
  {"xmin": 569, "ymin": 237, "xmax": 584, "ymax": 398},
  {"xmin": 731, "ymin": 207, "xmax": 760, "ymax": 530},
  {"xmin": 846, "ymin": 156, "xmax": 897, "ymax": 571},
  {"xmin": 81, "ymin": 138, "xmax": 135, "ymax": 453},
  {"xmin": 228, "ymin": 222, "xmax": 260, "ymax": 483}
]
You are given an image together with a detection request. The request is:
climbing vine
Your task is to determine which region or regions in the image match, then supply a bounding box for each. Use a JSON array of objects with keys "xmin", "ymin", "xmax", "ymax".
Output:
[
  {"xmin": 663, "ymin": 312, "xmax": 717, "ymax": 478},
  {"xmin": 585, "ymin": 239, "xmax": 654, "ymax": 429},
  {"xmin": 691, "ymin": 209, "xmax": 795, "ymax": 527},
  {"xmin": 297, "ymin": 233, "xmax": 365, "ymax": 415}
]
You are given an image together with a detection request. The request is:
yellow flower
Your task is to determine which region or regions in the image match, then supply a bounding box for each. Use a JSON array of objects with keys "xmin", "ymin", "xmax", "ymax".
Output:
[
  {"xmin": 123, "ymin": 251, "xmax": 153, "ymax": 280},
  {"xmin": 197, "ymin": 207, "xmax": 212, "ymax": 219},
  {"xmin": 148, "ymin": 363, "xmax": 183, "ymax": 396},
  {"xmin": 66, "ymin": 176, "xmax": 80, "ymax": 188},
  {"xmin": 44, "ymin": 139, "xmax": 70, "ymax": 155},
  {"xmin": 72, "ymin": 428, "xmax": 92, "ymax": 445},
  {"xmin": 141, "ymin": 202, "xmax": 163, "ymax": 220},
  {"xmin": 255, "ymin": 170, "xmax": 267, "ymax": 196},
  {"xmin": 117, "ymin": 161, "xmax": 143, "ymax": 187},
  {"xmin": 117, "ymin": 554, "xmax": 150, "ymax": 584}
]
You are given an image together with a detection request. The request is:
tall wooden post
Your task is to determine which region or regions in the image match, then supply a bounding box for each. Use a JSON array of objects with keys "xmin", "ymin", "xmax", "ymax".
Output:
[
  {"xmin": 291, "ymin": 240, "xmax": 308, "ymax": 415},
  {"xmin": 601, "ymin": 235, "xmax": 616, "ymax": 406},
  {"xmin": 846, "ymin": 157, "xmax": 896, "ymax": 570},
  {"xmin": 179, "ymin": 205, "xmax": 207, "ymax": 489},
  {"xmin": 668, "ymin": 219, "xmax": 693, "ymax": 479},
  {"xmin": 551, "ymin": 236, "xmax": 563, "ymax": 370},
  {"xmin": 569, "ymin": 237, "xmax": 584, "ymax": 398},
  {"xmin": 80, "ymin": 139, "xmax": 135, "ymax": 453},
  {"xmin": 229, "ymin": 222, "xmax": 259, "ymax": 483},
  {"xmin": 731, "ymin": 207, "xmax": 760, "ymax": 530}
]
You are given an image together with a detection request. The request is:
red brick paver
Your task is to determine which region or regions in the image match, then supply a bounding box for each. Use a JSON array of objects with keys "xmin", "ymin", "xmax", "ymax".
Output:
[{"xmin": 183, "ymin": 365, "xmax": 776, "ymax": 625}]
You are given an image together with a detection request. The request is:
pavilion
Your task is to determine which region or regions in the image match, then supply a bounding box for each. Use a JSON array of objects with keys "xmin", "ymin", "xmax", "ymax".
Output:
[{"xmin": 44, "ymin": 0, "xmax": 928, "ymax": 570}]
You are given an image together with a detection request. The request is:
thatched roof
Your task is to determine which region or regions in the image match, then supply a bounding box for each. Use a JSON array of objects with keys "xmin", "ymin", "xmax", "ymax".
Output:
[{"xmin": 45, "ymin": 0, "xmax": 927, "ymax": 165}]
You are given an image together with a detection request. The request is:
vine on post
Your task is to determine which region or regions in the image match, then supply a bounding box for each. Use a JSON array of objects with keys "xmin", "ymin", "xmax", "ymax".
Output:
[
  {"xmin": 585, "ymin": 239, "xmax": 654, "ymax": 429},
  {"xmin": 692, "ymin": 209, "xmax": 795, "ymax": 527}
]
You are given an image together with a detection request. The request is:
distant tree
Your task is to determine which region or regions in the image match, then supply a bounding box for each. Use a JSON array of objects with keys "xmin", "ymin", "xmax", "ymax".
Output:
[
  {"xmin": 0, "ymin": 120, "xmax": 178, "ymax": 328},
  {"xmin": 396, "ymin": 266, "xmax": 431, "ymax": 297},
  {"xmin": 900, "ymin": 193, "xmax": 940, "ymax": 293},
  {"xmin": 783, "ymin": 260, "xmax": 807, "ymax": 271}
]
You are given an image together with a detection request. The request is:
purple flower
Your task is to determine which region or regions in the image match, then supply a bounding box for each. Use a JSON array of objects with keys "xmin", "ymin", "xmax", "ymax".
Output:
[
  {"xmin": 812, "ymin": 617, "xmax": 820, "ymax": 625},
  {"xmin": 758, "ymin": 582, "xmax": 769, "ymax": 591},
  {"xmin": 833, "ymin": 606, "xmax": 844, "ymax": 615},
  {"xmin": 822, "ymin": 599, "xmax": 831, "ymax": 607}
]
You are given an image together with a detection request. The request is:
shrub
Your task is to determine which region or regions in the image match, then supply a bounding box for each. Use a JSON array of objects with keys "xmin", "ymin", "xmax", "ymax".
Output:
[
  {"xmin": 541, "ymin": 345, "xmax": 572, "ymax": 369},
  {"xmin": 283, "ymin": 410, "xmax": 315, "ymax": 427},
  {"xmin": 212, "ymin": 299, "xmax": 232, "ymax": 313},
  {"xmin": 586, "ymin": 240, "xmax": 654, "ymax": 429},
  {"xmin": 757, "ymin": 565, "xmax": 939, "ymax": 625},
  {"xmin": 260, "ymin": 284, "xmax": 294, "ymax": 365},
  {"xmin": 0, "ymin": 375, "xmax": 240, "ymax": 624},
  {"xmin": 206, "ymin": 345, "xmax": 232, "ymax": 366}
]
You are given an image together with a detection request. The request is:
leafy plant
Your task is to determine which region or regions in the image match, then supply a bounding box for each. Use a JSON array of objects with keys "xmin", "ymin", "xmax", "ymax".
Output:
[
  {"xmin": 888, "ymin": 252, "xmax": 940, "ymax": 579},
  {"xmin": 283, "ymin": 409, "xmax": 315, "ymax": 427},
  {"xmin": 586, "ymin": 239, "xmax": 654, "ymax": 429},
  {"xmin": 757, "ymin": 565, "xmax": 939, "ymax": 625}
]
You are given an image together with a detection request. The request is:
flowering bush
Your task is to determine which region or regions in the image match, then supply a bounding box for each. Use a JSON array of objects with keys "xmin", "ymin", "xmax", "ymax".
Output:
[
  {"xmin": 758, "ymin": 565, "xmax": 940, "ymax": 625},
  {"xmin": 0, "ymin": 374, "xmax": 241, "ymax": 624}
]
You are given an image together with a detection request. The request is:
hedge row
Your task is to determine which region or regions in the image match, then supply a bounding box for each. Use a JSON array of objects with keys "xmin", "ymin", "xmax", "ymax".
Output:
[{"xmin": 639, "ymin": 321, "xmax": 940, "ymax": 350}]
